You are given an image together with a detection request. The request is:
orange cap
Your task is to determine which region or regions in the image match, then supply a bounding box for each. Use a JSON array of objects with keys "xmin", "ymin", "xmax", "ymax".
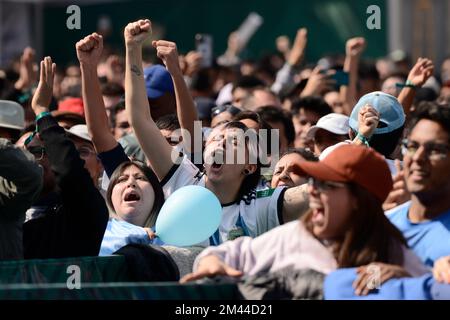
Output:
[{"xmin": 292, "ymin": 144, "xmax": 393, "ymax": 202}]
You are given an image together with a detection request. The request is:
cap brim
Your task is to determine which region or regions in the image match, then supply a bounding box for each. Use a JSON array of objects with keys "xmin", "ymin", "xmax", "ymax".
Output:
[
  {"xmin": 0, "ymin": 123, "xmax": 24, "ymax": 131},
  {"xmin": 306, "ymin": 126, "xmax": 320, "ymax": 139},
  {"xmin": 146, "ymin": 88, "xmax": 165, "ymax": 100},
  {"xmin": 64, "ymin": 129, "xmax": 91, "ymax": 143},
  {"xmin": 307, "ymin": 124, "xmax": 349, "ymax": 139},
  {"xmin": 292, "ymin": 161, "xmax": 348, "ymax": 182}
]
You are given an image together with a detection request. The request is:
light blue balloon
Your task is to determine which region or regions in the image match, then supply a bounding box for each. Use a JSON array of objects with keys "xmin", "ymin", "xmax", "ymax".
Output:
[{"xmin": 155, "ymin": 185, "xmax": 222, "ymax": 246}]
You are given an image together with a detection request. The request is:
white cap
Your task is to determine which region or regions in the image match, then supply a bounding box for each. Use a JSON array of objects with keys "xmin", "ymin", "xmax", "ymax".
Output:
[
  {"xmin": 65, "ymin": 124, "xmax": 91, "ymax": 142},
  {"xmin": 307, "ymin": 113, "xmax": 350, "ymax": 139},
  {"xmin": 0, "ymin": 100, "xmax": 25, "ymax": 130},
  {"xmin": 319, "ymin": 141, "xmax": 350, "ymax": 160}
]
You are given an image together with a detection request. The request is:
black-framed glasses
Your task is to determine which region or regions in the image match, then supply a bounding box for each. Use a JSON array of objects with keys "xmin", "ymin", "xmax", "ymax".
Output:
[
  {"xmin": 308, "ymin": 177, "xmax": 347, "ymax": 192},
  {"xmin": 401, "ymin": 139, "xmax": 450, "ymax": 161}
]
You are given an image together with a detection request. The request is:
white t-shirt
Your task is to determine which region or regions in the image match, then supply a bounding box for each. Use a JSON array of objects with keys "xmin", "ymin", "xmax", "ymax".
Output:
[{"xmin": 161, "ymin": 156, "xmax": 286, "ymax": 245}]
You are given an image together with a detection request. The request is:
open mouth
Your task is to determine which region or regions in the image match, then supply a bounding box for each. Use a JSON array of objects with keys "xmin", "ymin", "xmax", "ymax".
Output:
[
  {"xmin": 311, "ymin": 207, "xmax": 325, "ymax": 224},
  {"xmin": 209, "ymin": 148, "xmax": 225, "ymax": 171},
  {"xmin": 212, "ymin": 162, "xmax": 223, "ymax": 170},
  {"xmin": 124, "ymin": 191, "xmax": 141, "ymax": 202}
]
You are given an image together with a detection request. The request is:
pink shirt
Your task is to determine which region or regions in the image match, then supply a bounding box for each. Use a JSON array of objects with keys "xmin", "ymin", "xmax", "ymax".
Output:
[{"xmin": 194, "ymin": 221, "xmax": 429, "ymax": 277}]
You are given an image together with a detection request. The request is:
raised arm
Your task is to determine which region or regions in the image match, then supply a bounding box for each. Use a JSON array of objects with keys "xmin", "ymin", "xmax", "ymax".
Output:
[
  {"xmin": 76, "ymin": 33, "xmax": 118, "ymax": 153},
  {"xmin": 271, "ymin": 28, "xmax": 307, "ymax": 95},
  {"xmin": 282, "ymin": 183, "xmax": 310, "ymax": 223},
  {"xmin": 351, "ymin": 105, "xmax": 379, "ymax": 146},
  {"xmin": 124, "ymin": 19, "xmax": 174, "ymax": 180},
  {"xmin": 397, "ymin": 57, "xmax": 434, "ymax": 116},
  {"xmin": 152, "ymin": 40, "xmax": 199, "ymax": 153},
  {"xmin": 31, "ymin": 57, "xmax": 108, "ymax": 230},
  {"xmin": 340, "ymin": 37, "xmax": 366, "ymax": 115}
]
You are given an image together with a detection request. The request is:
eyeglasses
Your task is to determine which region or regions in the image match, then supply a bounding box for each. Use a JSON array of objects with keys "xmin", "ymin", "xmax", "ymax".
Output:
[
  {"xmin": 77, "ymin": 146, "xmax": 96, "ymax": 159},
  {"xmin": 308, "ymin": 177, "xmax": 348, "ymax": 192},
  {"xmin": 211, "ymin": 104, "xmax": 240, "ymax": 118},
  {"xmin": 401, "ymin": 139, "xmax": 450, "ymax": 161},
  {"xmin": 27, "ymin": 146, "xmax": 46, "ymax": 161}
]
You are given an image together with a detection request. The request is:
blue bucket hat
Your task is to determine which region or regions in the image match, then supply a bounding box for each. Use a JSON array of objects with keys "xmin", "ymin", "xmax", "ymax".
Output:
[
  {"xmin": 349, "ymin": 91, "xmax": 405, "ymax": 134},
  {"xmin": 144, "ymin": 65, "xmax": 175, "ymax": 99}
]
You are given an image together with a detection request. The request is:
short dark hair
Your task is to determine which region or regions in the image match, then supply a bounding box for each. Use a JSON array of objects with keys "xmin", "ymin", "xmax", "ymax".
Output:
[
  {"xmin": 281, "ymin": 148, "xmax": 318, "ymax": 162},
  {"xmin": 155, "ymin": 113, "xmax": 180, "ymax": 132},
  {"xmin": 360, "ymin": 126, "xmax": 405, "ymax": 159},
  {"xmin": 190, "ymin": 68, "xmax": 213, "ymax": 93},
  {"xmin": 256, "ymin": 106, "xmax": 296, "ymax": 145},
  {"xmin": 232, "ymin": 75, "xmax": 265, "ymax": 94},
  {"xmin": 106, "ymin": 161, "xmax": 165, "ymax": 228},
  {"xmin": 234, "ymin": 111, "xmax": 274, "ymax": 155},
  {"xmin": 291, "ymin": 96, "xmax": 333, "ymax": 118},
  {"xmin": 358, "ymin": 60, "xmax": 380, "ymax": 80},
  {"xmin": 110, "ymin": 101, "xmax": 126, "ymax": 128},
  {"xmin": 101, "ymin": 82, "xmax": 125, "ymax": 97},
  {"xmin": 408, "ymin": 102, "xmax": 450, "ymax": 140}
]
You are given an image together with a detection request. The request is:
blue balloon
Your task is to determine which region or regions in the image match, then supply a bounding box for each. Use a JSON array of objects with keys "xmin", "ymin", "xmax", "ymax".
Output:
[{"xmin": 155, "ymin": 185, "xmax": 221, "ymax": 246}]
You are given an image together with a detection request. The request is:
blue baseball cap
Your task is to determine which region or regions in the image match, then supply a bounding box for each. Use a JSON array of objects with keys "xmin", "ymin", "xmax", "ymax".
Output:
[
  {"xmin": 144, "ymin": 65, "xmax": 174, "ymax": 99},
  {"xmin": 349, "ymin": 91, "xmax": 405, "ymax": 134}
]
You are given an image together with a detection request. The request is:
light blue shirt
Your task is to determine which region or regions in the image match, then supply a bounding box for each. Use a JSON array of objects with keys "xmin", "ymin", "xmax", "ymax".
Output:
[
  {"xmin": 387, "ymin": 201, "xmax": 450, "ymax": 267},
  {"xmin": 100, "ymin": 219, "xmax": 164, "ymax": 256}
]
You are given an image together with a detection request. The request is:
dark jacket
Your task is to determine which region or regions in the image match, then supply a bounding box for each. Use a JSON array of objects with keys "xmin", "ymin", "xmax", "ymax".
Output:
[
  {"xmin": 0, "ymin": 139, "xmax": 42, "ymax": 260},
  {"xmin": 23, "ymin": 116, "xmax": 109, "ymax": 259}
]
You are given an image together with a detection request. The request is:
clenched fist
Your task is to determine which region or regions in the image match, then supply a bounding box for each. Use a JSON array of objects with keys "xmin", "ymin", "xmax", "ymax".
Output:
[
  {"xmin": 76, "ymin": 33, "xmax": 103, "ymax": 67},
  {"xmin": 124, "ymin": 19, "xmax": 152, "ymax": 47},
  {"xmin": 346, "ymin": 37, "xmax": 366, "ymax": 57},
  {"xmin": 152, "ymin": 40, "xmax": 181, "ymax": 76},
  {"xmin": 358, "ymin": 104, "xmax": 379, "ymax": 139}
]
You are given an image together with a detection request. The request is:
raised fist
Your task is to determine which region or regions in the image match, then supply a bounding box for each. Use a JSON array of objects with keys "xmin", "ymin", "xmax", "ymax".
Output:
[
  {"xmin": 152, "ymin": 40, "xmax": 181, "ymax": 75},
  {"xmin": 358, "ymin": 104, "xmax": 379, "ymax": 139},
  {"xmin": 76, "ymin": 33, "xmax": 103, "ymax": 66},
  {"xmin": 124, "ymin": 19, "xmax": 152, "ymax": 46},
  {"xmin": 346, "ymin": 37, "xmax": 366, "ymax": 57}
]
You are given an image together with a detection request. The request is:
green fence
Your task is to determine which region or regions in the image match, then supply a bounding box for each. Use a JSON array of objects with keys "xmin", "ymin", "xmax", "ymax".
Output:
[{"xmin": 0, "ymin": 256, "xmax": 238, "ymax": 300}]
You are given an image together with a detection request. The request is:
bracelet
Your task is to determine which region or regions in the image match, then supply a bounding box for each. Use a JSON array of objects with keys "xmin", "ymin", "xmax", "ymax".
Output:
[
  {"xmin": 35, "ymin": 111, "xmax": 51, "ymax": 122},
  {"xmin": 26, "ymin": 111, "xmax": 52, "ymax": 146},
  {"xmin": 356, "ymin": 132, "xmax": 370, "ymax": 147},
  {"xmin": 404, "ymin": 80, "xmax": 417, "ymax": 89}
]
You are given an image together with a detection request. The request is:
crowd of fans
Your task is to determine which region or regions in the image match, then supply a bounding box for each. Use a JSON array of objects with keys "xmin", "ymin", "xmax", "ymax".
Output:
[{"xmin": 0, "ymin": 17, "xmax": 449, "ymax": 299}]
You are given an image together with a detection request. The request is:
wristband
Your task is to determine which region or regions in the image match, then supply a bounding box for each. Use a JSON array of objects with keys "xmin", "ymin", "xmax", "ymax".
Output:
[
  {"xmin": 405, "ymin": 80, "xmax": 417, "ymax": 88},
  {"xmin": 25, "ymin": 111, "xmax": 52, "ymax": 146},
  {"xmin": 395, "ymin": 80, "xmax": 417, "ymax": 90},
  {"xmin": 356, "ymin": 132, "xmax": 370, "ymax": 147},
  {"xmin": 36, "ymin": 111, "xmax": 52, "ymax": 122}
]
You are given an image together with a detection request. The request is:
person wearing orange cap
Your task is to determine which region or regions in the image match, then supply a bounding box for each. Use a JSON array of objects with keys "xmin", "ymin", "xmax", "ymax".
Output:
[{"xmin": 181, "ymin": 144, "xmax": 428, "ymax": 293}]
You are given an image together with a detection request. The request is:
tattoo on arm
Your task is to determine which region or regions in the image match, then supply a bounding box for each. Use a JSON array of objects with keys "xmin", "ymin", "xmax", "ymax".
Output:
[{"xmin": 131, "ymin": 65, "xmax": 142, "ymax": 76}]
